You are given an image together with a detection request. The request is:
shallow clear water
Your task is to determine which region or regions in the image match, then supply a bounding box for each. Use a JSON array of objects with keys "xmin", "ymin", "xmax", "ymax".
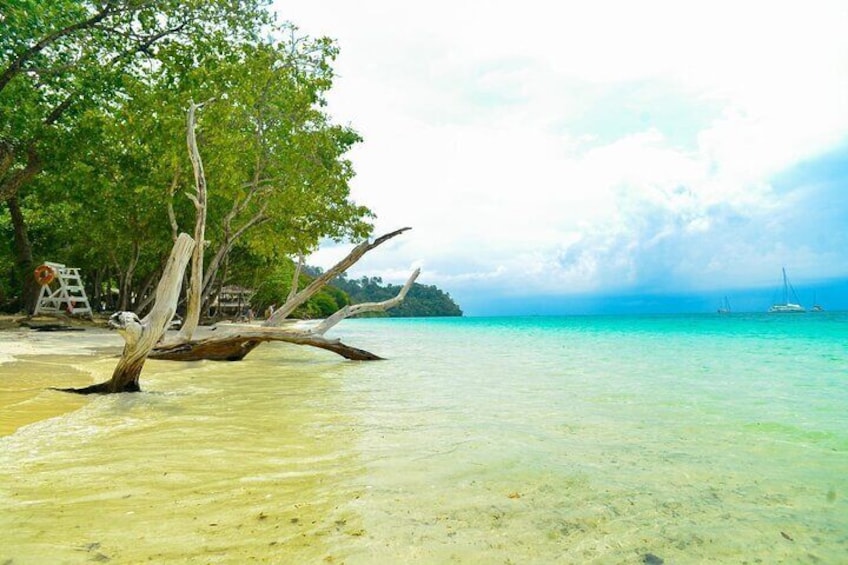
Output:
[{"xmin": 1, "ymin": 314, "xmax": 846, "ymax": 563}]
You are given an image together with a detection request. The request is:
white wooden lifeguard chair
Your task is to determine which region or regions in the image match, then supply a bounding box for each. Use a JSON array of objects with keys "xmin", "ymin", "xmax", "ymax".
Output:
[{"xmin": 33, "ymin": 261, "xmax": 93, "ymax": 318}]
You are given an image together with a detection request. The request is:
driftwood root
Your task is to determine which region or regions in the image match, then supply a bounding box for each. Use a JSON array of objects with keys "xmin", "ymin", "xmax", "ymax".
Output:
[{"xmin": 52, "ymin": 380, "xmax": 142, "ymax": 395}]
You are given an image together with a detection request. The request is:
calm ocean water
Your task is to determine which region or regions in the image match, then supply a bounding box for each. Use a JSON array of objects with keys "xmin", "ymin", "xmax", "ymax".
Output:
[{"xmin": 1, "ymin": 313, "xmax": 846, "ymax": 563}]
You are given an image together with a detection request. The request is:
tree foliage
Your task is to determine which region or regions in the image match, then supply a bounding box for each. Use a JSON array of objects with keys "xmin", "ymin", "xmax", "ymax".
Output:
[
  {"xmin": 1, "ymin": 0, "xmax": 270, "ymax": 199},
  {"xmin": 244, "ymin": 255, "xmax": 350, "ymax": 320},
  {"xmin": 0, "ymin": 1, "xmax": 378, "ymax": 314}
]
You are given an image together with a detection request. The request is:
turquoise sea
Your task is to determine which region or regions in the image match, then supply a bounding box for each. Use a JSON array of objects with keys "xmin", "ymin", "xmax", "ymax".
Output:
[{"xmin": 1, "ymin": 313, "xmax": 846, "ymax": 563}]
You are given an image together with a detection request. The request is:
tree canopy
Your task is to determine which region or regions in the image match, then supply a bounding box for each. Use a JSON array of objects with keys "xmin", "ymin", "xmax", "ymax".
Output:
[{"xmin": 0, "ymin": 1, "xmax": 377, "ymax": 314}]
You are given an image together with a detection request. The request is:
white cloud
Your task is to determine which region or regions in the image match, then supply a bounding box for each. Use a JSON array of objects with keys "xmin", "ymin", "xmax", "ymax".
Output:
[{"xmin": 274, "ymin": 0, "xmax": 848, "ymax": 312}]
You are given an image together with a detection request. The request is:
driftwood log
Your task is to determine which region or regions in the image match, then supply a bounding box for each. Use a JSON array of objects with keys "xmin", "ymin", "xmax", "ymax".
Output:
[
  {"xmin": 61, "ymin": 234, "xmax": 195, "ymax": 393},
  {"xmin": 151, "ymin": 267, "xmax": 420, "ymax": 361},
  {"xmin": 147, "ymin": 327, "xmax": 383, "ymax": 362},
  {"xmin": 149, "ymin": 228, "xmax": 419, "ymax": 363}
]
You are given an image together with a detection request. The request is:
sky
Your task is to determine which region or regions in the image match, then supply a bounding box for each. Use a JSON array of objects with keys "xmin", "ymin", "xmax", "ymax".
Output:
[{"xmin": 271, "ymin": 0, "xmax": 848, "ymax": 315}]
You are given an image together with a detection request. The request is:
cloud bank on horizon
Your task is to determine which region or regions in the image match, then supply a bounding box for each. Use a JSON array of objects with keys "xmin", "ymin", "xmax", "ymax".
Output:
[{"xmin": 273, "ymin": 0, "xmax": 848, "ymax": 314}]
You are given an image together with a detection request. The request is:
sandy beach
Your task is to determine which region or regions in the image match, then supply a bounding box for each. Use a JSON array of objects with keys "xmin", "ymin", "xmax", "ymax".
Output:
[
  {"xmin": 0, "ymin": 315, "xmax": 312, "ymax": 436},
  {"xmin": 0, "ymin": 318, "xmax": 122, "ymax": 435},
  {"xmin": 1, "ymin": 314, "xmax": 846, "ymax": 563}
]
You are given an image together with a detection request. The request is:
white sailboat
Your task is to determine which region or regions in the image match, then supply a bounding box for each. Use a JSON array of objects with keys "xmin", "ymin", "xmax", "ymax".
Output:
[
  {"xmin": 717, "ymin": 296, "xmax": 732, "ymax": 314},
  {"xmin": 768, "ymin": 268, "xmax": 805, "ymax": 313}
]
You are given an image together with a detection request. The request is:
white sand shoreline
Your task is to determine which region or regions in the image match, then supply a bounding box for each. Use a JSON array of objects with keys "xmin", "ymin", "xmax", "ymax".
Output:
[{"xmin": 0, "ymin": 327, "xmax": 122, "ymax": 366}]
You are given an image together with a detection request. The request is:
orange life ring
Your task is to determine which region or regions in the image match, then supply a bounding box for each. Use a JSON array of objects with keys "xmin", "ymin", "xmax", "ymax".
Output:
[{"xmin": 34, "ymin": 264, "xmax": 56, "ymax": 286}]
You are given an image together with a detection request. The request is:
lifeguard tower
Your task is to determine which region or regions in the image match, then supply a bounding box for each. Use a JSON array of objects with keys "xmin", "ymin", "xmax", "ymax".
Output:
[{"xmin": 33, "ymin": 261, "xmax": 93, "ymax": 318}]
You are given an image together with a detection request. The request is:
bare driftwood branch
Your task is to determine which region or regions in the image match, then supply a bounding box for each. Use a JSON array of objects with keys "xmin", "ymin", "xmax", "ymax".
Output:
[
  {"xmin": 166, "ymin": 167, "xmax": 181, "ymax": 241},
  {"xmin": 61, "ymin": 234, "xmax": 195, "ymax": 393},
  {"xmin": 288, "ymin": 254, "xmax": 304, "ymax": 304},
  {"xmin": 265, "ymin": 227, "xmax": 411, "ymax": 325},
  {"xmin": 313, "ymin": 268, "xmax": 420, "ymax": 334}
]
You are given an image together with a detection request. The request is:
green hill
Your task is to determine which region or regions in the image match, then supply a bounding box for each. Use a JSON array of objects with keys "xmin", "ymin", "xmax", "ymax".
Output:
[
  {"xmin": 330, "ymin": 273, "xmax": 463, "ymax": 317},
  {"xmin": 248, "ymin": 263, "xmax": 462, "ymax": 319}
]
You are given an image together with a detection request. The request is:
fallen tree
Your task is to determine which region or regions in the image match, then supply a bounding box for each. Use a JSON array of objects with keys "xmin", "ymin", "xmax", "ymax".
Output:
[
  {"xmin": 149, "ymin": 228, "xmax": 418, "ymax": 362},
  {"xmin": 61, "ymin": 103, "xmax": 417, "ymax": 394},
  {"xmin": 147, "ymin": 100, "xmax": 419, "ymax": 363}
]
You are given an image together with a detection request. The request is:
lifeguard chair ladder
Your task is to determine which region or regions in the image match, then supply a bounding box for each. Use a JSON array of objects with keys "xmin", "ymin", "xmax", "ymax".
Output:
[{"xmin": 33, "ymin": 261, "xmax": 93, "ymax": 318}]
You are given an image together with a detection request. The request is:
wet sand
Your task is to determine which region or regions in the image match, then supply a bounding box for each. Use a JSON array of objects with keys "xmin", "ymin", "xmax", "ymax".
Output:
[
  {"xmin": 0, "ymin": 316, "xmax": 272, "ymax": 435},
  {"xmin": 0, "ymin": 325, "xmax": 121, "ymax": 435}
]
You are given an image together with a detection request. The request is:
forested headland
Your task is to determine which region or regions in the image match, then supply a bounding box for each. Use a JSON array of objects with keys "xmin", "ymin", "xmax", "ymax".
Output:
[
  {"xmin": 242, "ymin": 261, "xmax": 462, "ymax": 319},
  {"xmin": 0, "ymin": 1, "xmax": 459, "ymax": 320},
  {"xmin": 327, "ymin": 271, "xmax": 462, "ymax": 317}
]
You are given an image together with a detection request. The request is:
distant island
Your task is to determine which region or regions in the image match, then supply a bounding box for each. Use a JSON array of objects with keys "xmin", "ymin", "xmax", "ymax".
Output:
[
  {"xmin": 245, "ymin": 262, "xmax": 462, "ymax": 320},
  {"xmin": 328, "ymin": 271, "xmax": 463, "ymax": 317}
]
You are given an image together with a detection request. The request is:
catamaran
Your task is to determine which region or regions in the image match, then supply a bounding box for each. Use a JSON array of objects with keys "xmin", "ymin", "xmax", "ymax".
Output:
[{"xmin": 768, "ymin": 268, "xmax": 805, "ymax": 313}]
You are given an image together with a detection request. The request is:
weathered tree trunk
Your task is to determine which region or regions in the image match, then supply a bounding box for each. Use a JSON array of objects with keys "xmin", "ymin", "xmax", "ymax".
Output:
[
  {"xmin": 151, "ymin": 327, "xmax": 383, "ymax": 361},
  {"xmin": 61, "ymin": 234, "xmax": 195, "ymax": 394},
  {"xmin": 150, "ymin": 229, "xmax": 416, "ymax": 362},
  {"xmin": 175, "ymin": 100, "xmax": 208, "ymax": 342}
]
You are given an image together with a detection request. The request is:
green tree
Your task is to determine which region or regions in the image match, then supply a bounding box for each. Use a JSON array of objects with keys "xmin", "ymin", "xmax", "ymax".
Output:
[
  {"xmin": 0, "ymin": 0, "xmax": 270, "ymax": 311},
  {"xmin": 1, "ymin": 3, "xmax": 374, "ymax": 316},
  {"xmin": 247, "ymin": 257, "xmax": 350, "ymax": 320},
  {"xmin": 162, "ymin": 37, "xmax": 373, "ymax": 309}
]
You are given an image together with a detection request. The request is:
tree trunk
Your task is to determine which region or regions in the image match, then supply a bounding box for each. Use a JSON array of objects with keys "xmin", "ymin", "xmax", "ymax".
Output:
[
  {"xmin": 90, "ymin": 268, "xmax": 102, "ymax": 312},
  {"xmin": 132, "ymin": 267, "xmax": 162, "ymax": 317},
  {"xmin": 0, "ymin": 145, "xmax": 42, "ymax": 202},
  {"xmin": 150, "ymin": 328, "xmax": 382, "ymax": 361},
  {"xmin": 176, "ymin": 101, "xmax": 208, "ymax": 342},
  {"xmin": 117, "ymin": 242, "xmax": 140, "ymax": 311},
  {"xmin": 61, "ymin": 233, "xmax": 195, "ymax": 394},
  {"xmin": 6, "ymin": 195, "xmax": 39, "ymax": 313}
]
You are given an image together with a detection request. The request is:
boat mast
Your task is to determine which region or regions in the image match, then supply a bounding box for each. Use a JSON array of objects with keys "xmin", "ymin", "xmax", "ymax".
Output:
[{"xmin": 782, "ymin": 267, "xmax": 789, "ymax": 304}]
